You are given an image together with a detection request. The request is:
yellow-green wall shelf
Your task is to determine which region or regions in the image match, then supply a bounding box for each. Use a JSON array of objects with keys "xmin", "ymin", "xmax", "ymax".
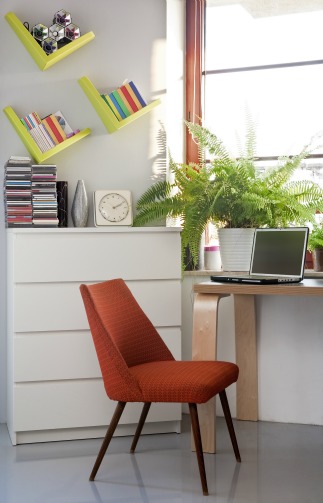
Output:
[
  {"xmin": 5, "ymin": 12, "xmax": 95, "ymax": 71},
  {"xmin": 78, "ymin": 76, "xmax": 161, "ymax": 133},
  {"xmin": 3, "ymin": 106, "xmax": 91, "ymax": 164}
]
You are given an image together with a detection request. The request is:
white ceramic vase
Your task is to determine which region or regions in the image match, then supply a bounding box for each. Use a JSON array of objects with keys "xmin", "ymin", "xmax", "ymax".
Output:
[
  {"xmin": 218, "ymin": 228, "xmax": 255, "ymax": 271},
  {"xmin": 71, "ymin": 180, "xmax": 89, "ymax": 227}
]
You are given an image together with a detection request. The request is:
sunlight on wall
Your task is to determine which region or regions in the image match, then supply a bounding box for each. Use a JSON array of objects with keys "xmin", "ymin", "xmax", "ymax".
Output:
[
  {"xmin": 166, "ymin": 0, "xmax": 185, "ymax": 182},
  {"xmin": 150, "ymin": 38, "xmax": 167, "ymax": 180}
]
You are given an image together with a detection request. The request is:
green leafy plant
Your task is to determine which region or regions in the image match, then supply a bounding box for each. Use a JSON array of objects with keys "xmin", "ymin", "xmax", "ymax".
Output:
[
  {"xmin": 133, "ymin": 121, "xmax": 323, "ymax": 268},
  {"xmin": 308, "ymin": 224, "xmax": 323, "ymax": 251}
]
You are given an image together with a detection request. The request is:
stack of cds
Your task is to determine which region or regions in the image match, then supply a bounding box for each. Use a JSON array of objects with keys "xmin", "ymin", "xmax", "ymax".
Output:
[
  {"xmin": 31, "ymin": 164, "xmax": 59, "ymax": 227},
  {"xmin": 4, "ymin": 156, "xmax": 33, "ymax": 227}
]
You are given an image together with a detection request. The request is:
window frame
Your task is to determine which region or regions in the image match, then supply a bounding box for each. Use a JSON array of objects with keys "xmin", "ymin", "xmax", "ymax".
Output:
[{"xmin": 185, "ymin": 0, "xmax": 205, "ymax": 164}]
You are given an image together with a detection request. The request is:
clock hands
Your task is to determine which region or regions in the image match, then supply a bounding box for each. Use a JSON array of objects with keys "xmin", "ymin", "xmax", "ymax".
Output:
[{"xmin": 112, "ymin": 201, "xmax": 126, "ymax": 209}]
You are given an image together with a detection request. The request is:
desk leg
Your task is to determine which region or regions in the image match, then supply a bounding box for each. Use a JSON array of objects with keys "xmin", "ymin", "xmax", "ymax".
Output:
[
  {"xmin": 234, "ymin": 294, "xmax": 258, "ymax": 421},
  {"xmin": 192, "ymin": 292, "xmax": 229, "ymax": 453}
]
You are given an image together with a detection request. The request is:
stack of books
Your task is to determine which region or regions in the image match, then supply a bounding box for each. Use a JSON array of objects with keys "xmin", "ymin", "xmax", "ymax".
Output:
[
  {"xmin": 3, "ymin": 156, "xmax": 33, "ymax": 227},
  {"xmin": 21, "ymin": 111, "xmax": 77, "ymax": 153},
  {"xmin": 101, "ymin": 81, "xmax": 147, "ymax": 121},
  {"xmin": 31, "ymin": 164, "xmax": 59, "ymax": 227}
]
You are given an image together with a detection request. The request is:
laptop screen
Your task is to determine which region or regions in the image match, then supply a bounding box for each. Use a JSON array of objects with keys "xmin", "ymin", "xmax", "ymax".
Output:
[{"xmin": 250, "ymin": 228, "xmax": 309, "ymax": 277}]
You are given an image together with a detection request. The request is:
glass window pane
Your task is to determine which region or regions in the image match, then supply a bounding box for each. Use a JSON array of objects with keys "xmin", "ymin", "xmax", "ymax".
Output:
[
  {"xmin": 203, "ymin": 64, "xmax": 323, "ymax": 157},
  {"xmin": 206, "ymin": 1, "xmax": 323, "ymax": 70}
]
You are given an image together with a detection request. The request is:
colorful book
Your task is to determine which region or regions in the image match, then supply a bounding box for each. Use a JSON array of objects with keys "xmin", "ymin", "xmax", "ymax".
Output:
[
  {"xmin": 20, "ymin": 117, "xmax": 30, "ymax": 131},
  {"xmin": 29, "ymin": 127, "xmax": 49, "ymax": 152},
  {"xmin": 42, "ymin": 119, "xmax": 59, "ymax": 145},
  {"xmin": 21, "ymin": 112, "xmax": 41, "ymax": 130},
  {"xmin": 52, "ymin": 111, "xmax": 75, "ymax": 138},
  {"xmin": 129, "ymin": 81, "xmax": 147, "ymax": 107},
  {"xmin": 115, "ymin": 88, "xmax": 133, "ymax": 115},
  {"xmin": 42, "ymin": 115, "xmax": 65, "ymax": 143},
  {"xmin": 120, "ymin": 85, "xmax": 140, "ymax": 112},
  {"xmin": 123, "ymin": 83, "xmax": 143, "ymax": 110},
  {"xmin": 101, "ymin": 94, "xmax": 122, "ymax": 121},
  {"xmin": 108, "ymin": 93, "xmax": 127, "ymax": 119},
  {"xmin": 49, "ymin": 115, "xmax": 67, "ymax": 140},
  {"xmin": 111, "ymin": 90, "xmax": 131, "ymax": 117},
  {"xmin": 39, "ymin": 123, "xmax": 56, "ymax": 149}
]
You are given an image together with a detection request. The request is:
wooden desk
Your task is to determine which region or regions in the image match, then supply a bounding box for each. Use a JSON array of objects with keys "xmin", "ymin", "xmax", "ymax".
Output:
[{"xmin": 192, "ymin": 278, "xmax": 323, "ymax": 453}]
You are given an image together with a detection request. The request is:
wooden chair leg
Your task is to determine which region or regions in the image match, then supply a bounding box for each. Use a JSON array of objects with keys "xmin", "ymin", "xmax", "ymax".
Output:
[
  {"xmin": 89, "ymin": 401, "xmax": 126, "ymax": 481},
  {"xmin": 189, "ymin": 403, "xmax": 209, "ymax": 496},
  {"xmin": 130, "ymin": 402, "xmax": 151, "ymax": 453},
  {"xmin": 219, "ymin": 390, "xmax": 241, "ymax": 462}
]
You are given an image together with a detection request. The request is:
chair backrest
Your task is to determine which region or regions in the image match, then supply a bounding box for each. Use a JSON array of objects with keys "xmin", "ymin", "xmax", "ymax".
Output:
[{"xmin": 80, "ymin": 279, "xmax": 174, "ymax": 402}]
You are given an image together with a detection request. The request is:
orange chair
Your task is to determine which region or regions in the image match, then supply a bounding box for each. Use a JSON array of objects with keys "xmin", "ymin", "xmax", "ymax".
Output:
[{"xmin": 80, "ymin": 278, "xmax": 240, "ymax": 495}]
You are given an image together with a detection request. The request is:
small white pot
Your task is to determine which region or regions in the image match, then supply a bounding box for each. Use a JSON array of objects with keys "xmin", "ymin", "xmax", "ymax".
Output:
[{"xmin": 218, "ymin": 228, "xmax": 255, "ymax": 271}]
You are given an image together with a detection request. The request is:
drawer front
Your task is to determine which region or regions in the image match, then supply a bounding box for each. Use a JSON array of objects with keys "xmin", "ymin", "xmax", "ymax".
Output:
[
  {"xmin": 13, "ymin": 380, "xmax": 182, "ymax": 431},
  {"xmin": 11, "ymin": 231, "xmax": 181, "ymax": 283},
  {"xmin": 14, "ymin": 328, "xmax": 181, "ymax": 382},
  {"xmin": 14, "ymin": 280, "xmax": 181, "ymax": 332}
]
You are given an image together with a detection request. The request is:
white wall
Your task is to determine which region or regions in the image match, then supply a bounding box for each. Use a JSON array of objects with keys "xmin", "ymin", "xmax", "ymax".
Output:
[
  {"xmin": 182, "ymin": 274, "xmax": 323, "ymax": 426},
  {"xmin": 0, "ymin": 0, "xmax": 186, "ymax": 423}
]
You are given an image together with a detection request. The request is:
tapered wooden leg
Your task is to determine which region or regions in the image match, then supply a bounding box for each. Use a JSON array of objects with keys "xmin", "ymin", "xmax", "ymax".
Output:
[
  {"xmin": 130, "ymin": 402, "xmax": 151, "ymax": 453},
  {"xmin": 189, "ymin": 403, "xmax": 208, "ymax": 496},
  {"xmin": 192, "ymin": 292, "xmax": 229, "ymax": 453},
  {"xmin": 89, "ymin": 401, "xmax": 126, "ymax": 481},
  {"xmin": 219, "ymin": 390, "xmax": 241, "ymax": 462}
]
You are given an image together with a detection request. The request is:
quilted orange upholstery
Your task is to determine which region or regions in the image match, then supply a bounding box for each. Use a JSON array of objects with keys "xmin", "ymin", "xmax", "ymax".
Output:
[
  {"xmin": 130, "ymin": 360, "xmax": 238, "ymax": 403},
  {"xmin": 80, "ymin": 279, "xmax": 239, "ymax": 403}
]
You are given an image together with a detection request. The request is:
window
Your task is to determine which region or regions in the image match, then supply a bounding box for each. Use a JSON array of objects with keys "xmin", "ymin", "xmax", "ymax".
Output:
[
  {"xmin": 185, "ymin": 0, "xmax": 323, "ymax": 256},
  {"xmin": 203, "ymin": 0, "xmax": 323, "ymax": 163}
]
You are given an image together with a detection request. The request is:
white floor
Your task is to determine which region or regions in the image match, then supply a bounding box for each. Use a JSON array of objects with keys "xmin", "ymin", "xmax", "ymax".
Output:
[{"xmin": 0, "ymin": 415, "xmax": 322, "ymax": 503}]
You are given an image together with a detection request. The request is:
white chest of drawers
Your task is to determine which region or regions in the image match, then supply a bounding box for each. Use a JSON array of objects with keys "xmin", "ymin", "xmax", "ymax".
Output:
[{"xmin": 6, "ymin": 227, "xmax": 182, "ymax": 444}]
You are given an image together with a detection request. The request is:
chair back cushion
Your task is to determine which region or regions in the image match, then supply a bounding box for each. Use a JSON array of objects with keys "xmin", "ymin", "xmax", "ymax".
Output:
[{"xmin": 80, "ymin": 279, "xmax": 174, "ymax": 401}]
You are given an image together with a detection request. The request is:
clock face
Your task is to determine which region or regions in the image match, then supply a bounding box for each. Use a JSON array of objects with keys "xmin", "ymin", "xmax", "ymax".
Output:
[
  {"xmin": 99, "ymin": 193, "xmax": 129, "ymax": 222},
  {"xmin": 94, "ymin": 190, "xmax": 133, "ymax": 226}
]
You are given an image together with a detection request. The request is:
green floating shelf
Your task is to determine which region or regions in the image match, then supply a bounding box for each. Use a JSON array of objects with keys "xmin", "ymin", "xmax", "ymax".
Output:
[
  {"xmin": 78, "ymin": 76, "xmax": 161, "ymax": 133},
  {"xmin": 5, "ymin": 12, "xmax": 95, "ymax": 71},
  {"xmin": 3, "ymin": 106, "xmax": 91, "ymax": 164}
]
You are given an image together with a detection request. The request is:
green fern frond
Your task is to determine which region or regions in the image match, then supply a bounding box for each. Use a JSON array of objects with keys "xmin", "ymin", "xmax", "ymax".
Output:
[{"xmin": 134, "ymin": 120, "xmax": 323, "ymax": 269}]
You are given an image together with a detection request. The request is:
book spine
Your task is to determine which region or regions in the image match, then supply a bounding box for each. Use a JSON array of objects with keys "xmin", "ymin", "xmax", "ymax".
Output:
[
  {"xmin": 111, "ymin": 90, "xmax": 131, "ymax": 117},
  {"xmin": 115, "ymin": 88, "xmax": 133, "ymax": 115},
  {"xmin": 43, "ymin": 116, "xmax": 65, "ymax": 143},
  {"xmin": 52, "ymin": 111, "xmax": 74, "ymax": 137},
  {"xmin": 120, "ymin": 85, "xmax": 140, "ymax": 112},
  {"xmin": 42, "ymin": 119, "xmax": 59, "ymax": 145},
  {"xmin": 39, "ymin": 123, "xmax": 56, "ymax": 148},
  {"xmin": 36, "ymin": 125, "xmax": 52, "ymax": 151},
  {"xmin": 129, "ymin": 81, "xmax": 147, "ymax": 107},
  {"xmin": 29, "ymin": 112, "xmax": 41, "ymax": 126},
  {"xmin": 49, "ymin": 115, "xmax": 67, "ymax": 140},
  {"xmin": 108, "ymin": 93, "xmax": 127, "ymax": 119},
  {"xmin": 20, "ymin": 118, "xmax": 30, "ymax": 131},
  {"xmin": 29, "ymin": 128, "xmax": 47, "ymax": 152},
  {"xmin": 124, "ymin": 83, "xmax": 143, "ymax": 109},
  {"xmin": 101, "ymin": 94, "xmax": 122, "ymax": 121}
]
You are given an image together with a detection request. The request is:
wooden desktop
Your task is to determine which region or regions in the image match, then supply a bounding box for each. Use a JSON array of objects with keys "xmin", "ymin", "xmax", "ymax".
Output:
[{"xmin": 192, "ymin": 278, "xmax": 323, "ymax": 453}]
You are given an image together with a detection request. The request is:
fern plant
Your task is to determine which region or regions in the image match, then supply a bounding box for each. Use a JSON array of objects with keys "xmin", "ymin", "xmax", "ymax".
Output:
[{"xmin": 133, "ymin": 121, "xmax": 323, "ymax": 268}]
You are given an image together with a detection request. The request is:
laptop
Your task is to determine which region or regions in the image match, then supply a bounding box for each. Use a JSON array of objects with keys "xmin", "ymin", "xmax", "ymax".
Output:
[{"xmin": 210, "ymin": 227, "xmax": 309, "ymax": 285}]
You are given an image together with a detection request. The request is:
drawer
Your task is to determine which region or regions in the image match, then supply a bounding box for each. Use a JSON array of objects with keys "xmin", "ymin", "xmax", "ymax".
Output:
[
  {"xmin": 13, "ymin": 280, "xmax": 181, "ymax": 332},
  {"xmin": 10, "ymin": 230, "xmax": 181, "ymax": 283},
  {"xmin": 13, "ymin": 380, "xmax": 182, "ymax": 431},
  {"xmin": 14, "ymin": 328, "xmax": 181, "ymax": 382}
]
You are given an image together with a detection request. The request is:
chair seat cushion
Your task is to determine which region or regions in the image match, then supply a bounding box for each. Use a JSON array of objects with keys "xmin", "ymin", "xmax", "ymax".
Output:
[{"xmin": 129, "ymin": 360, "xmax": 239, "ymax": 404}]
